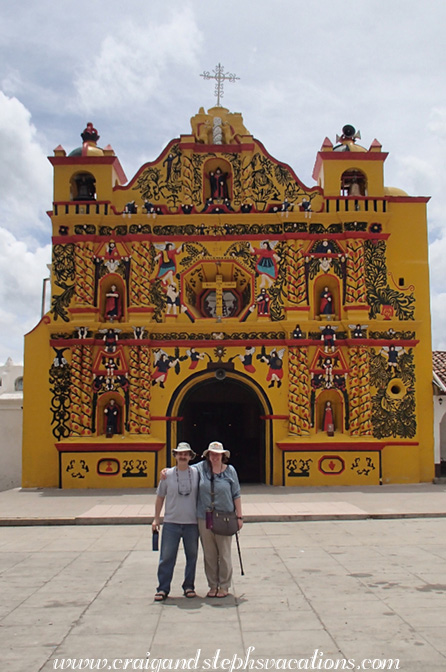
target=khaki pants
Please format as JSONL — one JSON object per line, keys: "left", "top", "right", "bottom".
{"left": 198, "top": 518, "right": 233, "bottom": 591}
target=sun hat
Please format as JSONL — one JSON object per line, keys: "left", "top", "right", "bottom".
{"left": 172, "top": 442, "right": 196, "bottom": 459}
{"left": 202, "top": 441, "right": 230, "bottom": 459}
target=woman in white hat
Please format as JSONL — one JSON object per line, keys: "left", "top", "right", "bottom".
{"left": 195, "top": 441, "right": 243, "bottom": 598}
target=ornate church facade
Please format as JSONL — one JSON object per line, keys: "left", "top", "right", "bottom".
{"left": 22, "top": 108, "right": 434, "bottom": 488}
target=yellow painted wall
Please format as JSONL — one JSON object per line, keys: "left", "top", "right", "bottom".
{"left": 22, "top": 111, "right": 434, "bottom": 488}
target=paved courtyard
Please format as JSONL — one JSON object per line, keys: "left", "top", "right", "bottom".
{"left": 2, "top": 517, "right": 446, "bottom": 671}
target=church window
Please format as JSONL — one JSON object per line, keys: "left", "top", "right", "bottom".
{"left": 70, "top": 172, "right": 97, "bottom": 201}
{"left": 340, "top": 169, "right": 367, "bottom": 196}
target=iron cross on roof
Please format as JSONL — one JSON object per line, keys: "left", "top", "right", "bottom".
{"left": 199, "top": 63, "right": 240, "bottom": 107}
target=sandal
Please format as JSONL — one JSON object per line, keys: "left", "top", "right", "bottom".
{"left": 207, "top": 588, "right": 218, "bottom": 598}
{"left": 184, "top": 589, "right": 196, "bottom": 598}
{"left": 154, "top": 591, "right": 167, "bottom": 602}
{"left": 216, "top": 590, "right": 229, "bottom": 598}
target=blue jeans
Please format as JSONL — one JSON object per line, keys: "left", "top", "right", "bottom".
{"left": 157, "top": 523, "right": 199, "bottom": 595}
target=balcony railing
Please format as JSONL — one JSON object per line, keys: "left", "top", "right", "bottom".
{"left": 325, "top": 196, "right": 387, "bottom": 214}
{"left": 53, "top": 201, "right": 111, "bottom": 216}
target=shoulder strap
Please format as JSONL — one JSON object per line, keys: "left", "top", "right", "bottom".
{"left": 210, "top": 471, "right": 215, "bottom": 512}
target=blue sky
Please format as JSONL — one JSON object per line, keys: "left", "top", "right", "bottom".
{"left": 1, "top": 0, "right": 445, "bottom": 362}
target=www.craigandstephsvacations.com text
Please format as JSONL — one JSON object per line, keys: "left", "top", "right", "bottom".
{"left": 52, "top": 647, "right": 401, "bottom": 670}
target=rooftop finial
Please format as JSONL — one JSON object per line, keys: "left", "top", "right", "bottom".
{"left": 199, "top": 63, "right": 240, "bottom": 107}
{"left": 81, "top": 122, "right": 100, "bottom": 143}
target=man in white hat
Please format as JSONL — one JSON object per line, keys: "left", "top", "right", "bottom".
{"left": 152, "top": 442, "right": 199, "bottom": 601}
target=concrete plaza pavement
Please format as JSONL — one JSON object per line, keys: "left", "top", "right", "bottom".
{"left": 2, "top": 482, "right": 446, "bottom": 525}
{"left": 1, "top": 484, "right": 446, "bottom": 670}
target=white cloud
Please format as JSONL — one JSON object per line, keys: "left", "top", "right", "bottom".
{"left": 74, "top": 7, "right": 203, "bottom": 113}
{"left": 0, "top": 91, "right": 51, "bottom": 238}
{"left": 0, "top": 227, "right": 51, "bottom": 363}
{"left": 431, "top": 292, "right": 446, "bottom": 351}
{"left": 428, "top": 107, "right": 446, "bottom": 137}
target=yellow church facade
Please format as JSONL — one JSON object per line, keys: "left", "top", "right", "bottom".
{"left": 22, "top": 109, "right": 434, "bottom": 488}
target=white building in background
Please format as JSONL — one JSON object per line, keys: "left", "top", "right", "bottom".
{"left": 0, "top": 358, "right": 23, "bottom": 491}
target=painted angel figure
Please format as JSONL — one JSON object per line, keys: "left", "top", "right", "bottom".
{"left": 237, "top": 346, "right": 256, "bottom": 373}
{"left": 186, "top": 348, "right": 205, "bottom": 370}
{"left": 53, "top": 347, "right": 68, "bottom": 367}
{"left": 349, "top": 324, "right": 368, "bottom": 339}
{"left": 154, "top": 242, "right": 182, "bottom": 286}
{"left": 76, "top": 327, "right": 89, "bottom": 339}
{"left": 104, "top": 257, "right": 120, "bottom": 273}
{"left": 380, "top": 345, "right": 404, "bottom": 375}
{"left": 319, "top": 258, "right": 332, "bottom": 273}
{"left": 132, "top": 326, "right": 146, "bottom": 339}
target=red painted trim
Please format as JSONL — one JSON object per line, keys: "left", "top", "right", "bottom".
{"left": 386, "top": 196, "right": 430, "bottom": 203}
{"left": 56, "top": 442, "right": 164, "bottom": 452}
{"left": 316, "top": 152, "right": 389, "bottom": 162}
{"left": 312, "top": 150, "right": 388, "bottom": 180}
{"left": 148, "top": 339, "right": 287, "bottom": 348}
{"left": 97, "top": 458, "right": 120, "bottom": 476}
{"left": 48, "top": 336, "right": 420, "bottom": 351}
{"left": 277, "top": 441, "right": 419, "bottom": 452}
{"left": 52, "top": 199, "right": 111, "bottom": 206}
{"left": 49, "top": 155, "right": 127, "bottom": 184}
{"left": 180, "top": 142, "right": 255, "bottom": 153}
{"left": 318, "top": 454, "right": 345, "bottom": 475}
{"left": 260, "top": 415, "right": 288, "bottom": 420}
{"left": 346, "top": 339, "right": 419, "bottom": 347}
{"left": 51, "top": 231, "right": 391, "bottom": 246}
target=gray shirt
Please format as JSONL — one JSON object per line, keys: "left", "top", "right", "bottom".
{"left": 156, "top": 467, "right": 199, "bottom": 524}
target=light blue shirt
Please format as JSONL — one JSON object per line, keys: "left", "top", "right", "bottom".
{"left": 194, "top": 460, "right": 241, "bottom": 519}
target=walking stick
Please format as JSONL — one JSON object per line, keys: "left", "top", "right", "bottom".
{"left": 235, "top": 532, "right": 245, "bottom": 576}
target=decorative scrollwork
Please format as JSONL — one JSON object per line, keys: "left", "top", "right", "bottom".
{"left": 309, "top": 223, "right": 343, "bottom": 235}
{"left": 365, "top": 240, "right": 415, "bottom": 320}
{"left": 74, "top": 224, "right": 96, "bottom": 235}
{"left": 49, "top": 362, "right": 71, "bottom": 440}
{"left": 344, "top": 221, "right": 368, "bottom": 232}
{"left": 135, "top": 144, "right": 183, "bottom": 208}
{"left": 51, "top": 244, "right": 76, "bottom": 322}
{"left": 369, "top": 347, "right": 416, "bottom": 438}
{"left": 150, "top": 330, "right": 286, "bottom": 341}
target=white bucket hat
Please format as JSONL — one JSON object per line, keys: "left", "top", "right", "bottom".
{"left": 202, "top": 441, "right": 230, "bottom": 459}
{"left": 172, "top": 442, "right": 196, "bottom": 459}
